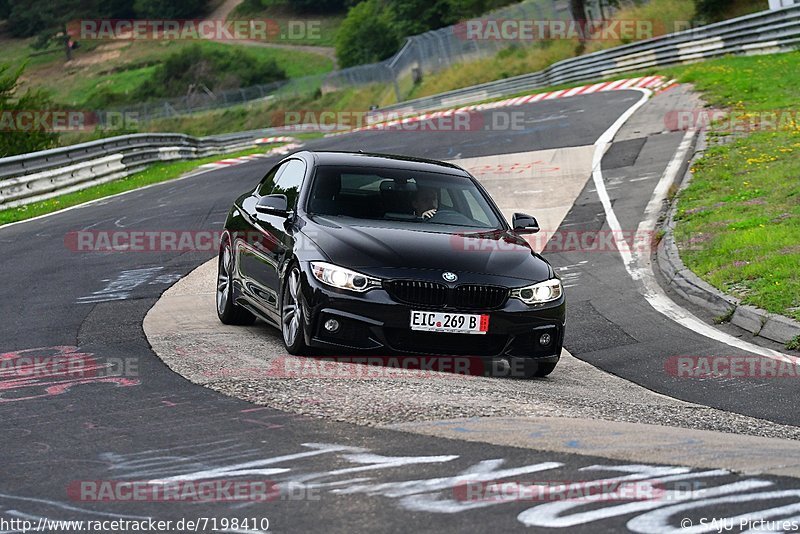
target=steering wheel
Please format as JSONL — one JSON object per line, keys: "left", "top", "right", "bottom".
{"left": 425, "top": 208, "right": 474, "bottom": 225}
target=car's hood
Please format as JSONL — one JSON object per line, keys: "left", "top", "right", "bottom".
{"left": 303, "top": 218, "right": 552, "bottom": 283}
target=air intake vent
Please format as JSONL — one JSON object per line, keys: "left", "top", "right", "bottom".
{"left": 452, "top": 285, "right": 508, "bottom": 309}
{"left": 385, "top": 280, "right": 448, "bottom": 307}
{"left": 385, "top": 281, "right": 508, "bottom": 309}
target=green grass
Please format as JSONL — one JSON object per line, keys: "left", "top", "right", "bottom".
{"left": 663, "top": 53, "right": 800, "bottom": 111}
{"left": 669, "top": 51, "right": 800, "bottom": 321}
{"left": 0, "top": 146, "right": 272, "bottom": 226}
{"left": 7, "top": 38, "right": 334, "bottom": 108}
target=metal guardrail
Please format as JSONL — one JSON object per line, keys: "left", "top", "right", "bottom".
{"left": 0, "top": 128, "right": 289, "bottom": 209}
{"left": 376, "top": 3, "right": 800, "bottom": 114}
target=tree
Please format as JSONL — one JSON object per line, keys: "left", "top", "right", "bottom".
{"left": 132, "top": 0, "right": 207, "bottom": 19}
{"left": 0, "top": 64, "right": 58, "bottom": 158}
{"left": 694, "top": 0, "right": 731, "bottom": 23}
{"left": 388, "top": 0, "right": 455, "bottom": 36}
{"left": 387, "top": 0, "right": 522, "bottom": 38}
{"left": 287, "top": 0, "right": 349, "bottom": 14}
{"left": 335, "top": 0, "right": 400, "bottom": 67}
{"left": 568, "top": 0, "right": 588, "bottom": 52}
{"left": 4, "top": 0, "right": 206, "bottom": 39}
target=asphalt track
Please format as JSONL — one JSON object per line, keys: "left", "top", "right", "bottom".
{"left": 2, "top": 89, "right": 800, "bottom": 533}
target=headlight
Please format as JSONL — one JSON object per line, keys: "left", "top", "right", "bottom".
{"left": 310, "top": 262, "right": 381, "bottom": 292}
{"left": 510, "top": 278, "right": 563, "bottom": 304}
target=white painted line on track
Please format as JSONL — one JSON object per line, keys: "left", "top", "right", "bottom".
{"left": 590, "top": 89, "right": 797, "bottom": 363}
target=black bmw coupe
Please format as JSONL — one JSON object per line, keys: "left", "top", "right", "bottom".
{"left": 216, "top": 151, "right": 565, "bottom": 377}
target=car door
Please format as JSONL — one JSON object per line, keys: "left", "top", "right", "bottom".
{"left": 238, "top": 159, "right": 307, "bottom": 320}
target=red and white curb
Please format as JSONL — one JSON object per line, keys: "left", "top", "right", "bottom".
{"left": 254, "top": 136, "right": 299, "bottom": 145}
{"left": 200, "top": 138, "right": 303, "bottom": 169}
{"left": 326, "top": 76, "right": 675, "bottom": 137}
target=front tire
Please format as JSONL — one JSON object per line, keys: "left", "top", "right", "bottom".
{"left": 281, "top": 266, "right": 309, "bottom": 355}
{"left": 216, "top": 237, "right": 256, "bottom": 326}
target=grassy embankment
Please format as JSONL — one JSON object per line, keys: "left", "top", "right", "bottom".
{"left": 664, "top": 53, "right": 800, "bottom": 325}
{"left": 6, "top": 38, "right": 333, "bottom": 108}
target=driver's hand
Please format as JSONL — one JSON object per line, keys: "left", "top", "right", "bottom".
{"left": 421, "top": 209, "right": 437, "bottom": 219}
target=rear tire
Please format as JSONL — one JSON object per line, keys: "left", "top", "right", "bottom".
{"left": 216, "top": 237, "right": 256, "bottom": 326}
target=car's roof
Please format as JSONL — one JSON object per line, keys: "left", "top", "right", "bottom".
{"left": 299, "top": 151, "right": 470, "bottom": 176}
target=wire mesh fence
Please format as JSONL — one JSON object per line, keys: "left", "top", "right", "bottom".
{"left": 323, "top": 0, "right": 570, "bottom": 100}
{"left": 109, "top": 73, "right": 329, "bottom": 123}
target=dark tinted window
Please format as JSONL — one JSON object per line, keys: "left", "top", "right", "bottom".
{"left": 256, "top": 163, "right": 282, "bottom": 196}
{"left": 307, "top": 165, "right": 502, "bottom": 230}
{"left": 257, "top": 159, "right": 306, "bottom": 207}
{"left": 272, "top": 160, "right": 306, "bottom": 208}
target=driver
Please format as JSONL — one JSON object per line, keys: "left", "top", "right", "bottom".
{"left": 412, "top": 187, "right": 439, "bottom": 219}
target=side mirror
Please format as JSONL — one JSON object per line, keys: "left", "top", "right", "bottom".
{"left": 512, "top": 213, "right": 540, "bottom": 234}
{"left": 255, "top": 194, "right": 289, "bottom": 217}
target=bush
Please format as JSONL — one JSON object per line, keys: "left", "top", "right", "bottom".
{"left": 133, "top": 45, "right": 287, "bottom": 101}
{"left": 0, "top": 64, "right": 58, "bottom": 157}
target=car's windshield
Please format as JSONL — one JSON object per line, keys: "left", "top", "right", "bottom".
{"left": 306, "top": 165, "right": 503, "bottom": 230}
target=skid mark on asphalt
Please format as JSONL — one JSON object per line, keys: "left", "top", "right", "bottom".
{"left": 76, "top": 267, "right": 181, "bottom": 304}
{"left": 555, "top": 263, "right": 586, "bottom": 289}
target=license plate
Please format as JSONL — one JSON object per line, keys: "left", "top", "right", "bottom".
{"left": 410, "top": 311, "right": 489, "bottom": 334}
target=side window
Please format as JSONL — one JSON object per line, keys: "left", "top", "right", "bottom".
{"left": 271, "top": 159, "right": 306, "bottom": 208}
{"left": 257, "top": 163, "right": 283, "bottom": 196}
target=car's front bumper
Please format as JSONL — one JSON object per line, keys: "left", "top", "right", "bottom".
{"left": 298, "top": 264, "right": 566, "bottom": 365}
